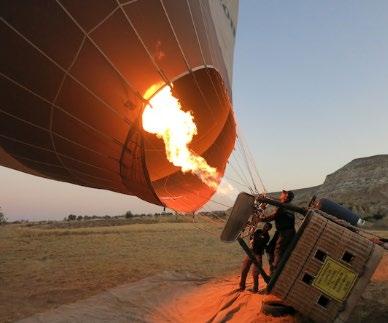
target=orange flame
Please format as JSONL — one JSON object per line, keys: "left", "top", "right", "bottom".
{"left": 142, "top": 85, "right": 220, "bottom": 189}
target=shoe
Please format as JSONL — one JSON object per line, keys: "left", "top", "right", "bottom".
{"left": 237, "top": 285, "right": 246, "bottom": 291}
{"left": 248, "top": 288, "right": 258, "bottom": 293}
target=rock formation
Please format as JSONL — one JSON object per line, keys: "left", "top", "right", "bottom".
{"left": 290, "top": 155, "right": 388, "bottom": 226}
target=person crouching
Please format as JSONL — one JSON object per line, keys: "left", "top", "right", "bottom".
{"left": 239, "top": 222, "right": 272, "bottom": 293}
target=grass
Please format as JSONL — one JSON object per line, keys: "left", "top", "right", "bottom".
{"left": 1, "top": 218, "right": 387, "bottom": 322}
{"left": 0, "top": 219, "right": 242, "bottom": 322}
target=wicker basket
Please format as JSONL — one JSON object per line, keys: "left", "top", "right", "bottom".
{"left": 268, "top": 210, "right": 384, "bottom": 323}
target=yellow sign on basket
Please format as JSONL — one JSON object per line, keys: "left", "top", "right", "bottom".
{"left": 312, "top": 257, "right": 358, "bottom": 302}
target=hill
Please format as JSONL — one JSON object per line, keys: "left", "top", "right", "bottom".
{"left": 290, "top": 155, "right": 388, "bottom": 226}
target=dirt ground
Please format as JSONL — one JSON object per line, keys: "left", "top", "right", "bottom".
{"left": 0, "top": 218, "right": 241, "bottom": 322}
{"left": 347, "top": 232, "right": 388, "bottom": 322}
{"left": 18, "top": 272, "right": 299, "bottom": 323}
{"left": 1, "top": 221, "right": 387, "bottom": 322}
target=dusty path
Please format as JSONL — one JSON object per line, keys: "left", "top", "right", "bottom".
{"left": 18, "top": 272, "right": 292, "bottom": 323}
{"left": 18, "top": 253, "right": 388, "bottom": 323}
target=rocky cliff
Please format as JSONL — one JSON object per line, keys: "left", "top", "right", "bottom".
{"left": 286, "top": 155, "right": 388, "bottom": 226}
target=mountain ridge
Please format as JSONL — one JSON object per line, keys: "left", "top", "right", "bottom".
{"left": 273, "top": 154, "right": 388, "bottom": 225}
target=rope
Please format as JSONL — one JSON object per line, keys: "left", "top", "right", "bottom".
{"left": 238, "top": 132, "right": 267, "bottom": 193}
{"left": 236, "top": 137, "right": 259, "bottom": 193}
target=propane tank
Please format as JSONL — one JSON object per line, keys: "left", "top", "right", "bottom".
{"left": 313, "top": 198, "right": 365, "bottom": 226}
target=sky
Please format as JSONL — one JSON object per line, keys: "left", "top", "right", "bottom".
{"left": 1, "top": 1, "right": 388, "bottom": 221}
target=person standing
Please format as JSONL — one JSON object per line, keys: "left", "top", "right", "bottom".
{"left": 262, "top": 190, "right": 296, "bottom": 273}
{"left": 239, "top": 222, "right": 272, "bottom": 292}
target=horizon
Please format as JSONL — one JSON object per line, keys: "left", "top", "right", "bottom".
{"left": 0, "top": 152, "right": 382, "bottom": 221}
{"left": 1, "top": 1, "right": 388, "bottom": 221}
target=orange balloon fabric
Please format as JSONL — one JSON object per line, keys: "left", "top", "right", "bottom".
{"left": 0, "top": 0, "right": 238, "bottom": 212}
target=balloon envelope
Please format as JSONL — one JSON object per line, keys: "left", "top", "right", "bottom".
{"left": 0, "top": 0, "right": 238, "bottom": 212}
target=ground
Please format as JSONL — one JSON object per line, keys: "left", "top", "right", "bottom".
{"left": 0, "top": 217, "right": 241, "bottom": 322}
{"left": 0, "top": 218, "right": 387, "bottom": 322}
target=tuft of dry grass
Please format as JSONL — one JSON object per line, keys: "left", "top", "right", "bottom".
{"left": 0, "top": 221, "right": 242, "bottom": 322}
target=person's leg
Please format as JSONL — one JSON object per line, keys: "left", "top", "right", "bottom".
{"left": 273, "top": 229, "right": 296, "bottom": 270}
{"left": 267, "top": 231, "right": 279, "bottom": 274}
{"left": 239, "top": 255, "right": 252, "bottom": 290}
{"left": 251, "top": 254, "right": 263, "bottom": 292}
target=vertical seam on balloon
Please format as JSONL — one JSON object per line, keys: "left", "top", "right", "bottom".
{"left": 186, "top": 0, "right": 208, "bottom": 68}
{"left": 116, "top": 0, "right": 171, "bottom": 85}
{"left": 55, "top": 0, "right": 147, "bottom": 106}
{"left": 159, "top": 0, "right": 191, "bottom": 69}
{"left": 187, "top": 0, "right": 229, "bottom": 116}
{"left": 87, "top": 6, "right": 120, "bottom": 35}
{"left": 118, "top": 105, "right": 163, "bottom": 206}
{"left": 198, "top": 1, "right": 220, "bottom": 73}
{"left": 139, "top": 134, "right": 165, "bottom": 206}
{"left": 198, "top": 0, "right": 231, "bottom": 94}
{"left": 48, "top": 36, "right": 88, "bottom": 184}
{"left": 159, "top": 0, "right": 215, "bottom": 119}
{"left": 195, "top": 0, "right": 230, "bottom": 126}
{"left": 187, "top": 0, "right": 227, "bottom": 127}
{"left": 187, "top": 0, "right": 223, "bottom": 109}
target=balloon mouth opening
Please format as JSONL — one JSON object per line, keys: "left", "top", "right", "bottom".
{"left": 140, "top": 67, "right": 236, "bottom": 212}
{"left": 141, "top": 83, "right": 220, "bottom": 190}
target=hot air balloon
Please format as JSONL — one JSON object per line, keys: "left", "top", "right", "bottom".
{"left": 0, "top": 0, "right": 239, "bottom": 212}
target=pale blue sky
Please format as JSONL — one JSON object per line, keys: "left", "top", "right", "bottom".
{"left": 1, "top": 1, "right": 388, "bottom": 220}
{"left": 233, "top": 0, "right": 388, "bottom": 190}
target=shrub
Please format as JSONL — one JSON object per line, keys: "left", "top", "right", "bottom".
{"left": 67, "top": 214, "right": 77, "bottom": 221}
{"left": 125, "top": 211, "right": 133, "bottom": 219}
{"left": 0, "top": 209, "right": 7, "bottom": 225}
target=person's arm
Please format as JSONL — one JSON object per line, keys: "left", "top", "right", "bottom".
{"left": 259, "top": 207, "right": 279, "bottom": 222}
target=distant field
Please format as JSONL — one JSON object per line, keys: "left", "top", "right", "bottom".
{"left": 0, "top": 218, "right": 242, "bottom": 322}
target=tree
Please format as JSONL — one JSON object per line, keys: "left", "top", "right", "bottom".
{"left": 0, "top": 207, "right": 7, "bottom": 225}
{"left": 77, "top": 215, "right": 83, "bottom": 221}
{"left": 125, "top": 210, "right": 133, "bottom": 219}
{"left": 67, "top": 214, "right": 77, "bottom": 221}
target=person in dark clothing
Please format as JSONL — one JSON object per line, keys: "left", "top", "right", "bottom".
{"left": 265, "top": 230, "right": 279, "bottom": 274}
{"left": 239, "top": 222, "right": 272, "bottom": 293}
{"left": 262, "top": 190, "right": 296, "bottom": 274}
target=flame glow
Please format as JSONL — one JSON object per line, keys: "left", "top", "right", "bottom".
{"left": 142, "top": 85, "right": 220, "bottom": 189}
